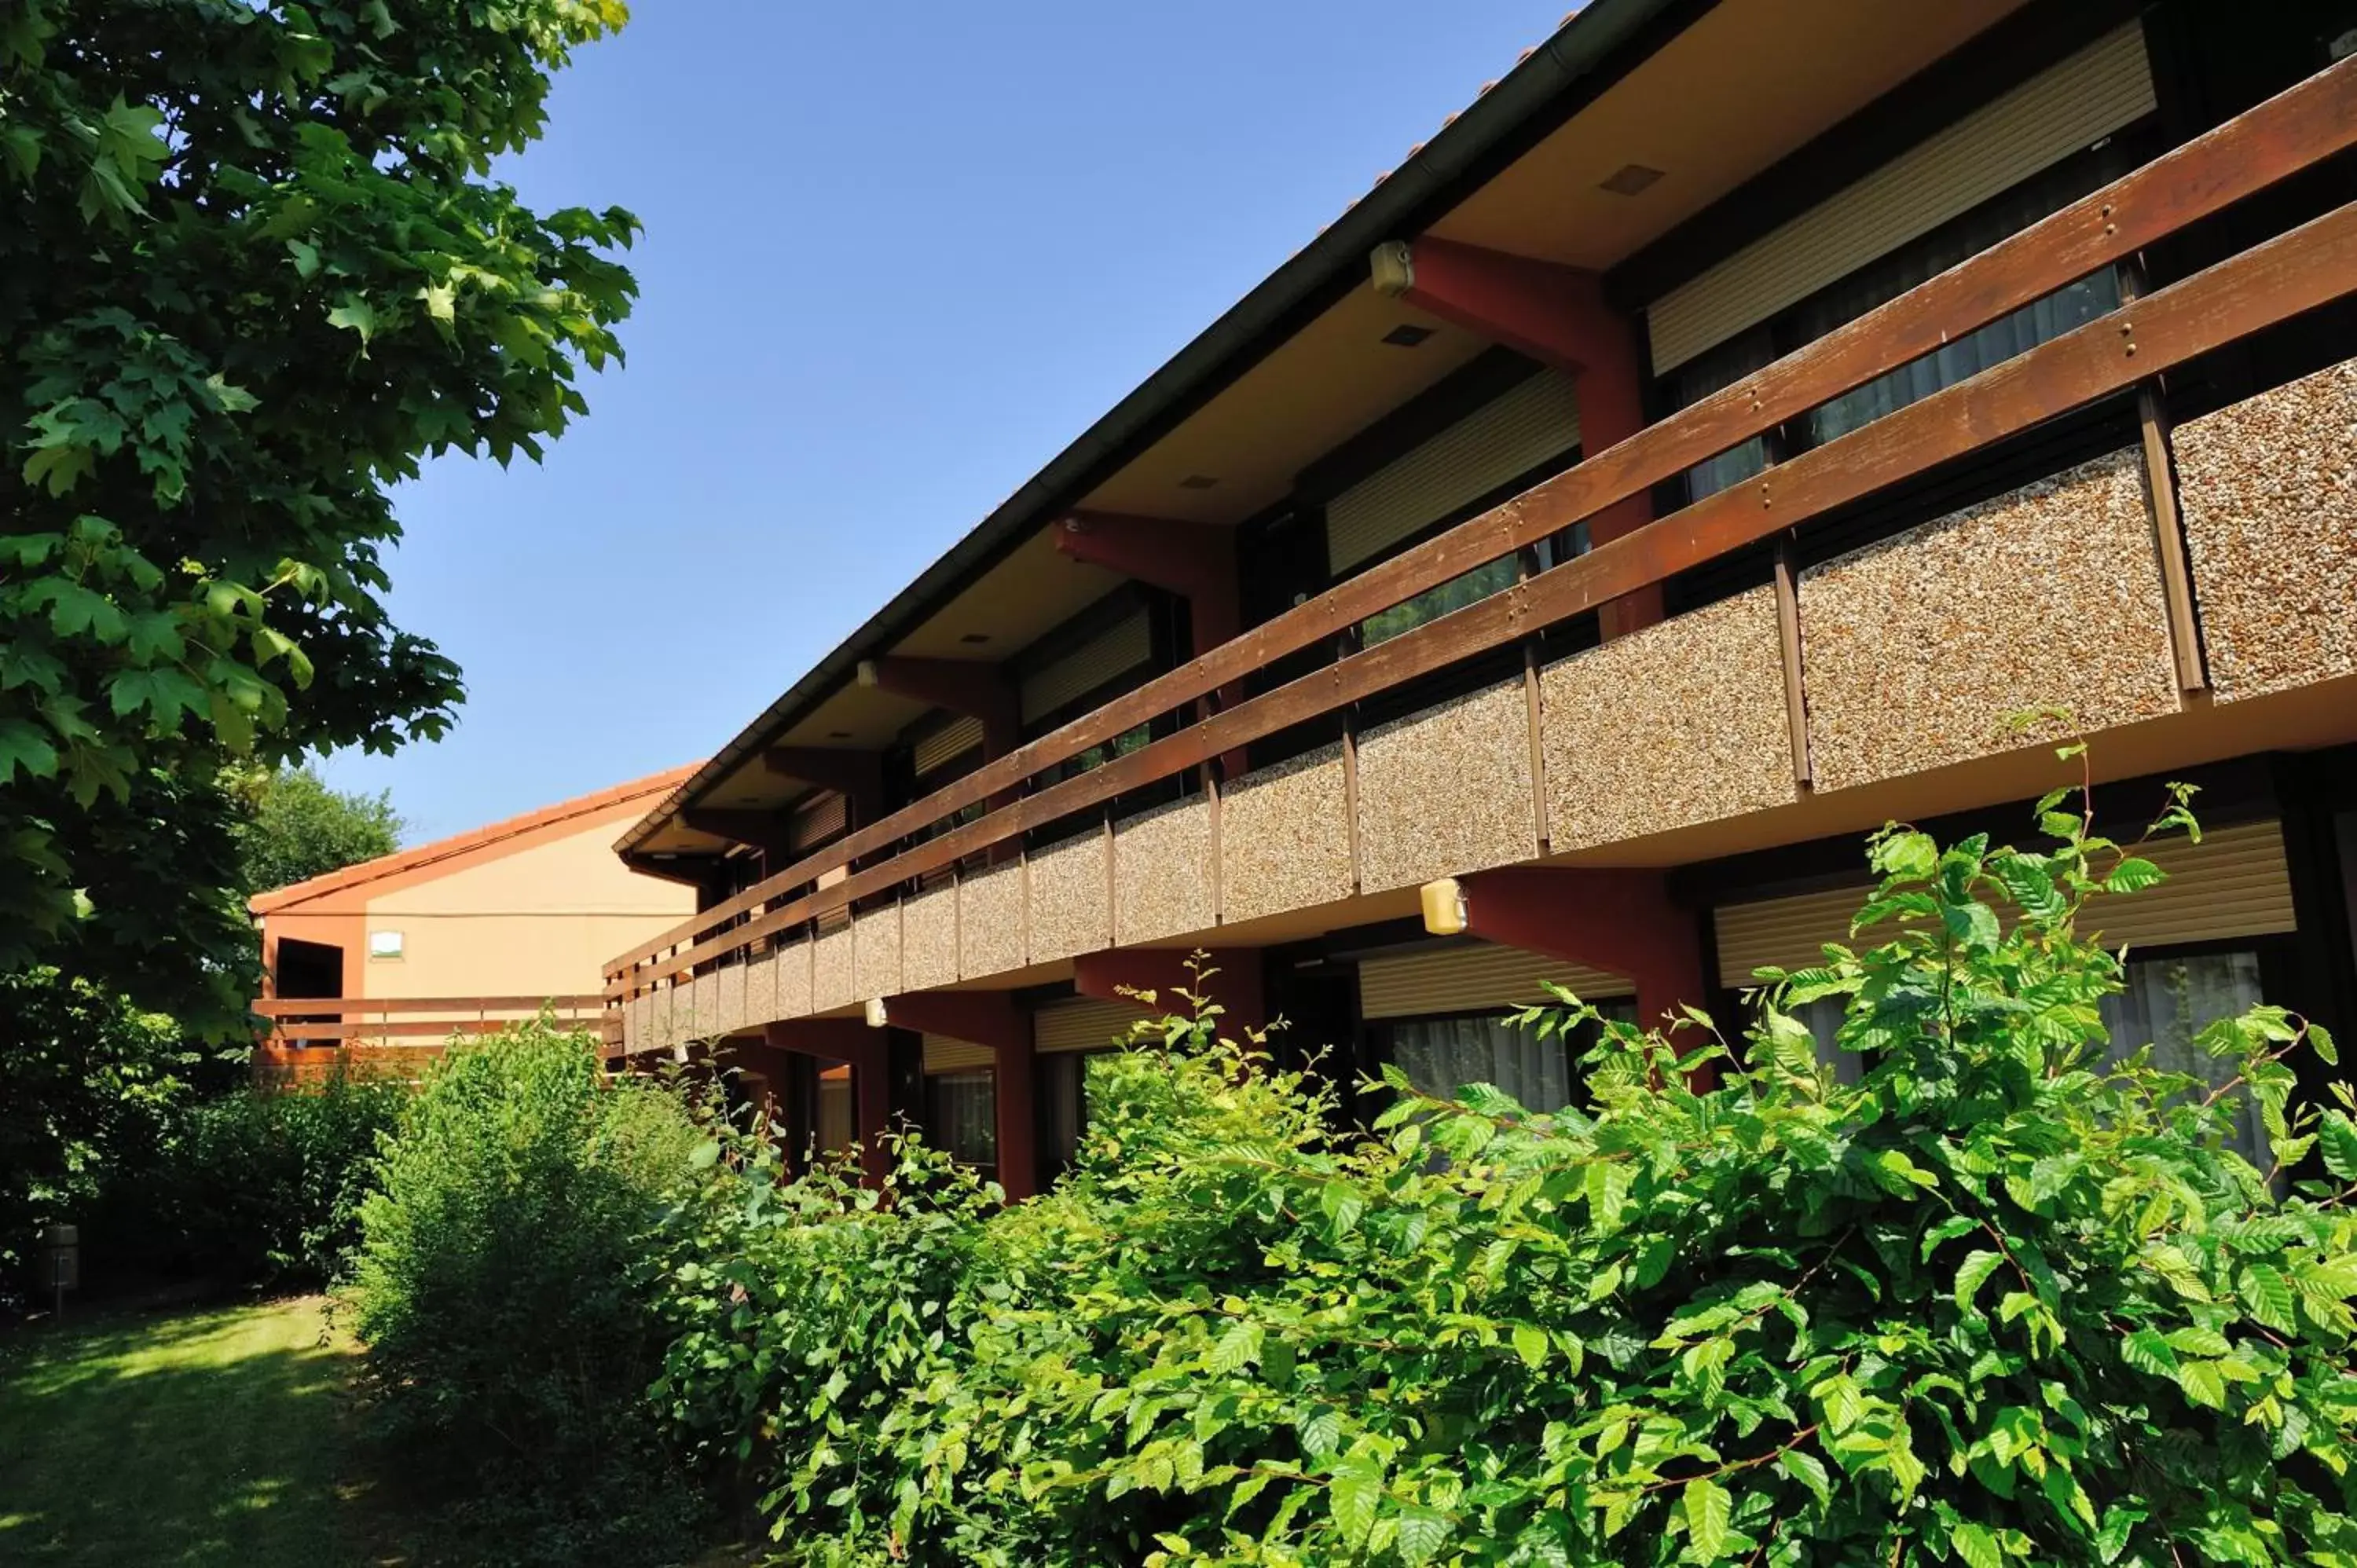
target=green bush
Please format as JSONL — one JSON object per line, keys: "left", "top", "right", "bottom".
{"left": 101, "top": 1070, "right": 406, "bottom": 1289}
{"left": 342, "top": 1020, "right": 706, "bottom": 1564}
{"left": 657, "top": 789, "right": 2357, "bottom": 1566}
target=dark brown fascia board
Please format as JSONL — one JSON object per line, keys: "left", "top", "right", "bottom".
{"left": 615, "top": 0, "right": 1705, "bottom": 859}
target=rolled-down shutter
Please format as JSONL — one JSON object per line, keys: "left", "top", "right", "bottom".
{"left": 1647, "top": 23, "right": 2157, "bottom": 374}
{"left": 789, "top": 790, "right": 847, "bottom": 852}
{"left": 1032, "top": 997, "right": 1149, "bottom": 1055}
{"left": 1325, "top": 369, "right": 1582, "bottom": 574}
{"left": 1359, "top": 940, "right": 1632, "bottom": 1020}
{"left": 1020, "top": 610, "right": 1153, "bottom": 724}
{"left": 914, "top": 714, "right": 984, "bottom": 778}
{"left": 922, "top": 1033, "right": 995, "bottom": 1073}
{"left": 1711, "top": 820, "right": 2297, "bottom": 988}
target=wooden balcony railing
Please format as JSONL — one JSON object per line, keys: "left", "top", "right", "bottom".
{"left": 606, "top": 57, "right": 2357, "bottom": 1011}
{"left": 253, "top": 995, "right": 618, "bottom": 1079}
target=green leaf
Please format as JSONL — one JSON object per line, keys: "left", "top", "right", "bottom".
{"left": 2318, "top": 1112, "right": 2357, "bottom": 1181}
{"left": 689, "top": 1140, "right": 721, "bottom": 1170}
{"left": 2177, "top": 1361, "right": 2227, "bottom": 1410}
{"left": 0, "top": 718, "right": 60, "bottom": 782}
{"left": 1512, "top": 1324, "right": 1549, "bottom": 1371}
{"left": 2106, "top": 856, "right": 2165, "bottom": 893}
{"left": 1954, "top": 1250, "right": 2005, "bottom": 1314}
{"left": 327, "top": 295, "right": 378, "bottom": 343}
{"left": 1394, "top": 1507, "right": 1450, "bottom": 1566}
{"left": 2237, "top": 1266, "right": 2297, "bottom": 1335}
{"left": 1954, "top": 1521, "right": 2003, "bottom": 1568}
{"left": 1329, "top": 1460, "right": 1380, "bottom": 1544}
{"left": 1586, "top": 1160, "right": 1633, "bottom": 1233}
{"left": 1207, "top": 1319, "right": 1263, "bottom": 1375}
{"left": 2120, "top": 1328, "right": 2178, "bottom": 1379}
{"left": 1682, "top": 1477, "right": 1731, "bottom": 1561}
{"left": 1776, "top": 1448, "right": 1831, "bottom": 1507}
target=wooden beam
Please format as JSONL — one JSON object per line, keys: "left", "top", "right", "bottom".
{"left": 762, "top": 746, "right": 885, "bottom": 798}
{"left": 606, "top": 64, "right": 2357, "bottom": 987}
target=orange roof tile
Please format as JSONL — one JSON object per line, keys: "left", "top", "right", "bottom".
{"left": 248, "top": 763, "right": 701, "bottom": 915}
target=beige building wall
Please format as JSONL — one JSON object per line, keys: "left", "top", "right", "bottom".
{"left": 361, "top": 811, "right": 691, "bottom": 1000}
{"left": 255, "top": 770, "right": 698, "bottom": 1006}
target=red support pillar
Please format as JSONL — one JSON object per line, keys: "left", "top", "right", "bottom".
{"left": 1430, "top": 866, "right": 1711, "bottom": 1082}
{"left": 1053, "top": 511, "right": 1249, "bottom": 779}
{"left": 873, "top": 991, "right": 1037, "bottom": 1202}
{"left": 765, "top": 1019, "right": 893, "bottom": 1184}
{"left": 1373, "top": 236, "right": 1659, "bottom": 638}
{"left": 1072, "top": 947, "right": 1266, "bottom": 1036}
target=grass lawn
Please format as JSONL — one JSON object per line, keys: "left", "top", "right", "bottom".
{"left": 0, "top": 1295, "right": 390, "bottom": 1567}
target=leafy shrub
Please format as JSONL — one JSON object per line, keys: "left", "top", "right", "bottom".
{"left": 101, "top": 1070, "right": 406, "bottom": 1289}
{"left": 658, "top": 789, "right": 2357, "bottom": 1566}
{"left": 342, "top": 1020, "right": 706, "bottom": 1564}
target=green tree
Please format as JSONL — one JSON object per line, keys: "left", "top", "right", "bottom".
{"left": 0, "top": 0, "right": 638, "bottom": 1027}
{"left": 232, "top": 763, "right": 401, "bottom": 896}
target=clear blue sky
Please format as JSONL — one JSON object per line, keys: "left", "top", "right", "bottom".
{"left": 324, "top": 1, "right": 1571, "bottom": 843}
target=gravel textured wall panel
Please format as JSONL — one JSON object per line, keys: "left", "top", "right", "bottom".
{"left": 1028, "top": 832, "right": 1112, "bottom": 965}
{"left": 853, "top": 904, "right": 903, "bottom": 1001}
{"left": 742, "top": 947, "right": 779, "bottom": 1025}
{"left": 775, "top": 938, "right": 812, "bottom": 1020}
{"left": 959, "top": 863, "right": 1028, "bottom": 979}
{"left": 625, "top": 992, "right": 651, "bottom": 1052}
{"left": 812, "top": 925, "right": 855, "bottom": 1013}
{"left": 687, "top": 972, "right": 719, "bottom": 1042}
{"left": 1800, "top": 450, "right": 2178, "bottom": 793}
{"left": 1354, "top": 680, "right": 1538, "bottom": 894}
{"left": 1540, "top": 588, "right": 1795, "bottom": 849}
{"left": 900, "top": 885, "right": 959, "bottom": 991}
{"left": 1113, "top": 797, "right": 1215, "bottom": 945}
{"left": 708, "top": 963, "right": 746, "bottom": 1038}
{"left": 643, "top": 987, "right": 674, "bottom": 1052}
{"left": 1219, "top": 744, "right": 1354, "bottom": 925}
{"left": 2174, "top": 358, "right": 2357, "bottom": 701}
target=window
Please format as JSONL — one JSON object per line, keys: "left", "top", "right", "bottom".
{"left": 925, "top": 1071, "right": 997, "bottom": 1169}
{"left": 367, "top": 929, "right": 404, "bottom": 961}
{"left": 1385, "top": 1001, "right": 1638, "bottom": 1115}
{"left": 1359, "top": 554, "right": 1525, "bottom": 647}
{"left": 1039, "top": 1050, "right": 1124, "bottom": 1174}
{"left": 1671, "top": 145, "right": 2135, "bottom": 504}
{"left": 1784, "top": 948, "right": 2270, "bottom": 1164}
{"left": 816, "top": 1069, "right": 856, "bottom": 1155}
{"left": 2100, "top": 950, "right": 2269, "bottom": 1170}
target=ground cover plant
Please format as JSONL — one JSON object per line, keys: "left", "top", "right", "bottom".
{"left": 656, "top": 780, "right": 2357, "bottom": 1566}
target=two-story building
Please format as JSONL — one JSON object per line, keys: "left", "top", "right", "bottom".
{"left": 605, "top": 0, "right": 2357, "bottom": 1195}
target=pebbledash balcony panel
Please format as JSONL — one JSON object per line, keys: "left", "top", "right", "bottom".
{"left": 1113, "top": 797, "right": 1215, "bottom": 947}
{"left": 1027, "top": 832, "right": 1112, "bottom": 965}
{"left": 1216, "top": 743, "right": 1354, "bottom": 927}
{"left": 2175, "top": 356, "right": 2357, "bottom": 705}
{"left": 853, "top": 905, "right": 904, "bottom": 1005}
{"left": 1798, "top": 449, "right": 2181, "bottom": 794}
{"left": 900, "top": 883, "right": 959, "bottom": 992}
{"left": 1538, "top": 587, "right": 1795, "bottom": 852}
{"left": 1353, "top": 680, "right": 1538, "bottom": 896}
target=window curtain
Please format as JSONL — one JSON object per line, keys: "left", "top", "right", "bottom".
{"left": 925, "top": 1070, "right": 997, "bottom": 1167}
{"left": 1391, "top": 1015, "right": 1574, "bottom": 1114}
{"left": 2099, "top": 951, "right": 2268, "bottom": 1168}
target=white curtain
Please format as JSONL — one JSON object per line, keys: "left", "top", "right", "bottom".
{"left": 1392, "top": 1016, "right": 1574, "bottom": 1114}
{"left": 926, "top": 1070, "right": 997, "bottom": 1167}
{"left": 2099, "top": 952, "right": 2268, "bottom": 1168}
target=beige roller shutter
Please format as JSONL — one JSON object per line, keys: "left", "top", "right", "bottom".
{"left": 1648, "top": 24, "right": 2156, "bottom": 373}
{"left": 789, "top": 790, "right": 847, "bottom": 852}
{"left": 1325, "top": 370, "right": 1582, "bottom": 574}
{"left": 1032, "top": 996, "right": 1149, "bottom": 1055}
{"left": 914, "top": 714, "right": 984, "bottom": 778}
{"left": 922, "top": 1033, "right": 995, "bottom": 1073}
{"left": 1359, "top": 940, "right": 1633, "bottom": 1020}
{"left": 2095, "top": 822, "right": 2296, "bottom": 951}
{"left": 1712, "top": 820, "right": 2297, "bottom": 987}
{"left": 1020, "top": 610, "right": 1153, "bottom": 723}
{"left": 1714, "top": 885, "right": 1873, "bottom": 989}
